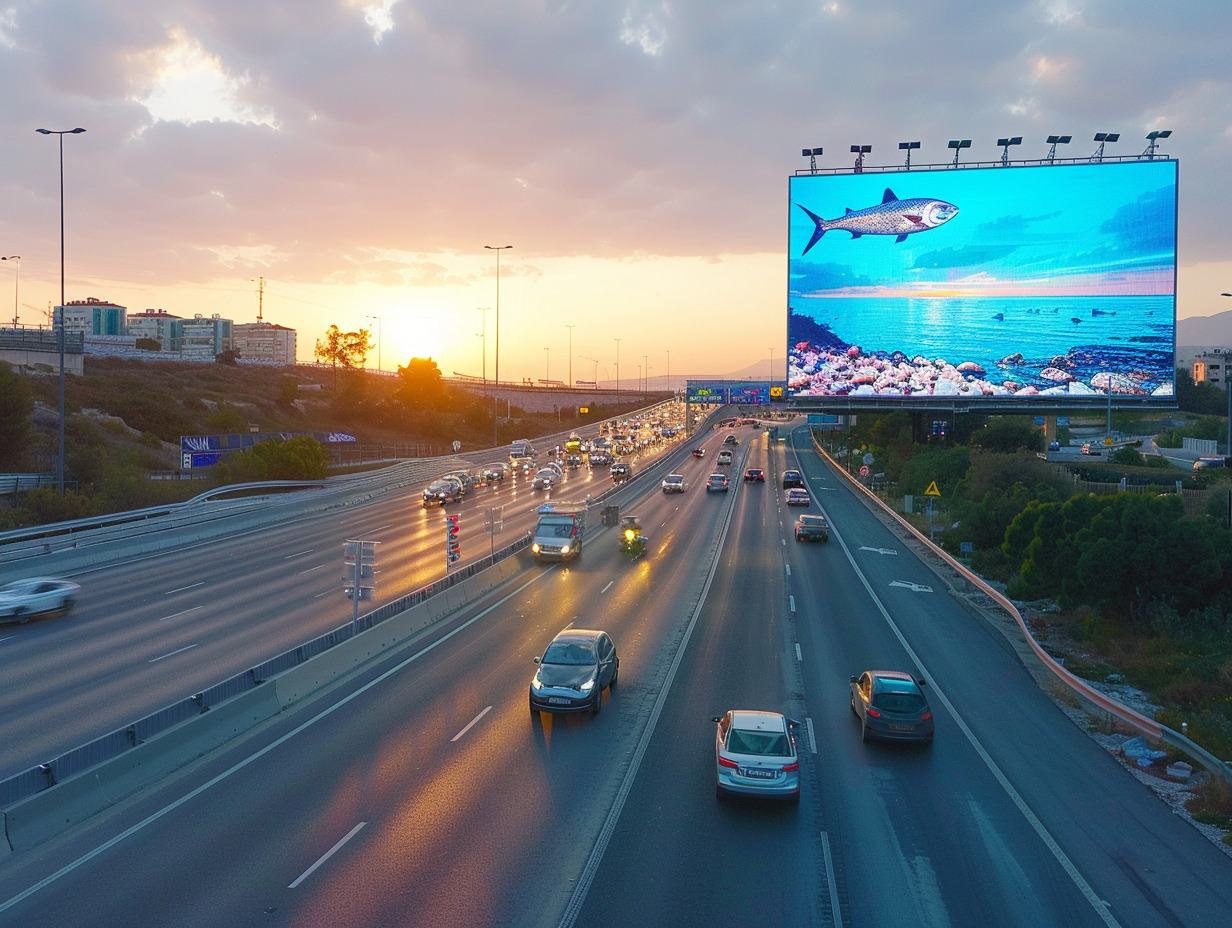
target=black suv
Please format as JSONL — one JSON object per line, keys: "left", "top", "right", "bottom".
{"left": 782, "top": 469, "right": 804, "bottom": 489}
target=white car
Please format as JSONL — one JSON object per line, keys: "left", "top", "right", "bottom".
{"left": 532, "top": 468, "right": 562, "bottom": 490}
{"left": 0, "top": 577, "right": 81, "bottom": 624}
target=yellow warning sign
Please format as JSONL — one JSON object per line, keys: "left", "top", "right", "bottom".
{"left": 925, "top": 481, "right": 941, "bottom": 497}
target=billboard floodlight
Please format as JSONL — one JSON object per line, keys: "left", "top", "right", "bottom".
{"left": 947, "top": 139, "right": 971, "bottom": 167}
{"left": 997, "top": 136, "right": 1022, "bottom": 166}
{"left": 850, "top": 144, "right": 871, "bottom": 172}
{"left": 1045, "top": 134, "right": 1072, "bottom": 162}
{"left": 1143, "top": 130, "right": 1172, "bottom": 159}
{"left": 801, "top": 147, "right": 823, "bottom": 173}
{"left": 1091, "top": 132, "right": 1120, "bottom": 162}
{"left": 899, "top": 140, "right": 920, "bottom": 169}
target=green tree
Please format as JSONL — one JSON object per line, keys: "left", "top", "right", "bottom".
{"left": 278, "top": 375, "right": 299, "bottom": 405}
{"left": 970, "top": 416, "right": 1044, "bottom": 454}
{"left": 0, "top": 365, "right": 34, "bottom": 470}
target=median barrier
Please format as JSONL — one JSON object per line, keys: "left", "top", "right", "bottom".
{"left": 2, "top": 683, "right": 283, "bottom": 857}
{"left": 1, "top": 547, "right": 535, "bottom": 858}
{"left": 273, "top": 549, "right": 533, "bottom": 708}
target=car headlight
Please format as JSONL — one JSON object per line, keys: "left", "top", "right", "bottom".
{"left": 532, "top": 543, "right": 541, "bottom": 554}
{"left": 579, "top": 678, "right": 595, "bottom": 692}
{"left": 531, "top": 674, "right": 543, "bottom": 692}
{"left": 560, "top": 544, "right": 571, "bottom": 555}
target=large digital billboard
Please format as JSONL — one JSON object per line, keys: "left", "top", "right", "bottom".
{"left": 787, "top": 160, "right": 1177, "bottom": 404}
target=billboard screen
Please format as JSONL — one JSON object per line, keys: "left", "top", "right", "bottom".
{"left": 787, "top": 159, "right": 1177, "bottom": 404}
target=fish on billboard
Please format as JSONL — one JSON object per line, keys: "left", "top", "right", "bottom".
{"left": 786, "top": 160, "right": 1178, "bottom": 403}
{"left": 796, "top": 188, "right": 958, "bottom": 253}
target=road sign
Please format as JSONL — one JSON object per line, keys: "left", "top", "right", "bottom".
{"left": 925, "top": 481, "right": 941, "bottom": 496}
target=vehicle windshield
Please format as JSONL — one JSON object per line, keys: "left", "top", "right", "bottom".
{"left": 543, "top": 641, "right": 595, "bottom": 665}
{"left": 727, "top": 728, "right": 791, "bottom": 756}
{"left": 873, "top": 692, "right": 926, "bottom": 713}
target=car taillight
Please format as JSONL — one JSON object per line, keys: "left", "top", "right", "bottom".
{"left": 921, "top": 710, "right": 933, "bottom": 721}
{"left": 783, "top": 761, "right": 799, "bottom": 772}
{"left": 718, "top": 756, "right": 739, "bottom": 769}
{"left": 866, "top": 707, "right": 881, "bottom": 718}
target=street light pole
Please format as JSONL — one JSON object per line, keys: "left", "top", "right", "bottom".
{"left": 565, "top": 323, "right": 575, "bottom": 387}
{"left": 485, "top": 244, "right": 512, "bottom": 447}
{"left": 37, "top": 127, "right": 85, "bottom": 495}
{"left": 0, "top": 256, "right": 18, "bottom": 327}
{"left": 614, "top": 338, "right": 622, "bottom": 406}
{"left": 477, "top": 307, "right": 488, "bottom": 387}
{"left": 544, "top": 346, "right": 550, "bottom": 384}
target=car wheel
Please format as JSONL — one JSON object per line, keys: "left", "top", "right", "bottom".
{"left": 591, "top": 688, "right": 602, "bottom": 714}
{"left": 62, "top": 597, "right": 75, "bottom": 612}
{"left": 610, "top": 660, "right": 619, "bottom": 688}
{"left": 860, "top": 721, "right": 870, "bottom": 743}
{"left": 715, "top": 783, "right": 726, "bottom": 800}
{"left": 13, "top": 607, "right": 28, "bottom": 625}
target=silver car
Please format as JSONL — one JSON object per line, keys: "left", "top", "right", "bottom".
{"left": 0, "top": 577, "right": 81, "bottom": 624}
{"left": 530, "top": 628, "right": 619, "bottom": 715}
{"left": 713, "top": 710, "right": 800, "bottom": 801}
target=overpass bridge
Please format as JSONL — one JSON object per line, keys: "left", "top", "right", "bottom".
{"left": 0, "top": 329, "right": 84, "bottom": 376}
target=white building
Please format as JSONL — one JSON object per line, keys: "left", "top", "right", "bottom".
{"left": 232, "top": 322, "right": 297, "bottom": 364}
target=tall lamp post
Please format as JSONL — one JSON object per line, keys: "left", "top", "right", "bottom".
{"left": 614, "top": 338, "right": 622, "bottom": 407}
{"left": 564, "top": 323, "right": 575, "bottom": 387}
{"left": 1, "top": 256, "right": 18, "bottom": 327}
{"left": 476, "top": 307, "right": 488, "bottom": 387}
{"left": 485, "top": 245, "right": 512, "bottom": 447}
{"left": 37, "top": 126, "right": 86, "bottom": 495}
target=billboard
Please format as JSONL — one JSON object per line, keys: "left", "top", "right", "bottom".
{"left": 787, "top": 160, "right": 1177, "bottom": 404}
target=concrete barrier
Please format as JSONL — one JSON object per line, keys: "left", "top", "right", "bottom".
{"left": 1, "top": 549, "right": 537, "bottom": 858}
{"left": 2, "top": 684, "right": 283, "bottom": 856}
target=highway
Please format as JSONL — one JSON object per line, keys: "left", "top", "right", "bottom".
{"left": 0, "top": 421, "right": 1229, "bottom": 927}
{"left": 0, "top": 426, "right": 679, "bottom": 779}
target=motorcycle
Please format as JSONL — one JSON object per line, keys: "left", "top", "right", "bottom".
{"left": 619, "top": 515, "right": 648, "bottom": 559}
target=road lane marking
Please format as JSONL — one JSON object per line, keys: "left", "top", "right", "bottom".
{"left": 889, "top": 580, "right": 933, "bottom": 593}
{"left": 288, "top": 822, "right": 367, "bottom": 889}
{"left": 164, "top": 582, "right": 204, "bottom": 595}
{"left": 805, "top": 717, "right": 817, "bottom": 754}
{"left": 858, "top": 546, "right": 898, "bottom": 555}
{"left": 149, "top": 644, "right": 198, "bottom": 663}
{"left": 789, "top": 596, "right": 796, "bottom": 613}
{"left": 298, "top": 564, "right": 326, "bottom": 574}
{"left": 601, "top": 581, "right": 614, "bottom": 594}
{"left": 451, "top": 706, "right": 493, "bottom": 742}
{"left": 795, "top": 643, "right": 802, "bottom": 661}
{"left": 785, "top": 564, "right": 791, "bottom": 577}
{"left": 158, "top": 606, "right": 204, "bottom": 622}
{"left": 284, "top": 549, "right": 315, "bottom": 560}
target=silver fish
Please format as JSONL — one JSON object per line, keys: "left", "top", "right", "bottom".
{"left": 797, "top": 188, "right": 958, "bottom": 254}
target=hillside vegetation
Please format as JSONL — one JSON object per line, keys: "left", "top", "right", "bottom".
{"left": 1, "top": 356, "right": 649, "bottom": 527}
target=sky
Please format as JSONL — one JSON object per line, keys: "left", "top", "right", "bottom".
{"left": 1, "top": 0, "right": 1229, "bottom": 386}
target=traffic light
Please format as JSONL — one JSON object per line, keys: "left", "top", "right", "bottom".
{"left": 445, "top": 514, "right": 461, "bottom": 564}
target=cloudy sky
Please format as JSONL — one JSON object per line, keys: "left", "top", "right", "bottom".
{"left": 1, "top": 0, "right": 1228, "bottom": 383}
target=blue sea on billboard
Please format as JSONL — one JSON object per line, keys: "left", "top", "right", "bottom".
{"left": 786, "top": 160, "right": 1177, "bottom": 401}
{"left": 788, "top": 294, "right": 1173, "bottom": 398}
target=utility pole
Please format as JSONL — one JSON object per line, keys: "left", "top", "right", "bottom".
{"left": 252, "top": 276, "right": 264, "bottom": 322}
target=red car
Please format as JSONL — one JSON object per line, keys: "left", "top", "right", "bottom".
{"left": 744, "top": 468, "right": 765, "bottom": 482}
{"left": 692, "top": 447, "right": 706, "bottom": 458}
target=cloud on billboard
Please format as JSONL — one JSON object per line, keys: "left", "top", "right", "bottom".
{"left": 787, "top": 159, "right": 1177, "bottom": 404}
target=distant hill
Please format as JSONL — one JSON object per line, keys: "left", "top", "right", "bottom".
{"left": 1179, "top": 310, "right": 1232, "bottom": 347}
